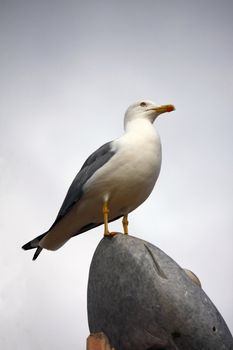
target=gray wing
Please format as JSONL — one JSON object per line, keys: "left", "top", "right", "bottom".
{"left": 22, "top": 140, "right": 118, "bottom": 260}
{"left": 49, "top": 141, "right": 116, "bottom": 230}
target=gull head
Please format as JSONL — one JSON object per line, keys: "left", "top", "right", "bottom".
{"left": 124, "top": 100, "right": 175, "bottom": 130}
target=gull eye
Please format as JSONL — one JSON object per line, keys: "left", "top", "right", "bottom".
{"left": 140, "top": 102, "right": 147, "bottom": 107}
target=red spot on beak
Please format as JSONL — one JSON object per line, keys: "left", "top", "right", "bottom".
{"left": 166, "top": 105, "right": 175, "bottom": 112}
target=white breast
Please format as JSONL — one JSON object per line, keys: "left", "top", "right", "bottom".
{"left": 83, "top": 119, "right": 162, "bottom": 217}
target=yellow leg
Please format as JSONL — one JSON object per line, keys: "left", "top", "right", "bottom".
{"left": 103, "top": 202, "right": 110, "bottom": 236}
{"left": 122, "top": 214, "right": 129, "bottom": 235}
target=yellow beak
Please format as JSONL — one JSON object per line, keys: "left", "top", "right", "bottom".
{"left": 150, "top": 104, "right": 175, "bottom": 114}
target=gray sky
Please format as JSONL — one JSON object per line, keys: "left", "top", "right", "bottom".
{"left": 0, "top": 0, "right": 233, "bottom": 348}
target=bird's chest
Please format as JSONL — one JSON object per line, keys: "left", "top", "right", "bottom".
{"left": 100, "top": 138, "right": 161, "bottom": 215}
{"left": 112, "top": 139, "right": 161, "bottom": 192}
{"left": 83, "top": 127, "right": 162, "bottom": 214}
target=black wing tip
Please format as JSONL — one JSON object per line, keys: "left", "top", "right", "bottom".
{"left": 22, "top": 242, "right": 33, "bottom": 250}
{"left": 22, "top": 243, "right": 43, "bottom": 261}
{"left": 32, "top": 247, "right": 43, "bottom": 261}
{"left": 22, "top": 239, "right": 43, "bottom": 260}
{"left": 22, "top": 244, "right": 43, "bottom": 260}
{"left": 22, "top": 232, "right": 47, "bottom": 255}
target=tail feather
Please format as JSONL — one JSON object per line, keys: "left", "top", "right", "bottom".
{"left": 22, "top": 232, "right": 47, "bottom": 260}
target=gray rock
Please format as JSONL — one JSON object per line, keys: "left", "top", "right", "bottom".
{"left": 87, "top": 233, "right": 233, "bottom": 350}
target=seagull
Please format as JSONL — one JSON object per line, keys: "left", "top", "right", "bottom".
{"left": 22, "top": 100, "right": 175, "bottom": 260}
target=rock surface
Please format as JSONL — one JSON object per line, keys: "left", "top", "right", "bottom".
{"left": 87, "top": 233, "right": 233, "bottom": 350}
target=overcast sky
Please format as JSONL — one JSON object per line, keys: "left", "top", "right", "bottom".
{"left": 0, "top": 0, "right": 233, "bottom": 349}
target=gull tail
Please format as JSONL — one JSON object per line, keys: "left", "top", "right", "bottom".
{"left": 22, "top": 232, "right": 47, "bottom": 261}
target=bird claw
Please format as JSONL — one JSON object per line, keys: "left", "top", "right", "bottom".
{"left": 104, "top": 232, "right": 117, "bottom": 238}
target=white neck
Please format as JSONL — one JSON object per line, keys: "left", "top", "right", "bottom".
{"left": 124, "top": 119, "right": 158, "bottom": 142}
{"left": 125, "top": 118, "right": 153, "bottom": 133}
{"left": 121, "top": 118, "right": 160, "bottom": 149}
